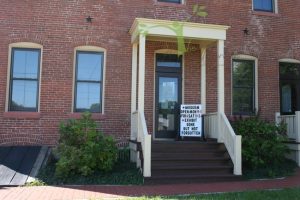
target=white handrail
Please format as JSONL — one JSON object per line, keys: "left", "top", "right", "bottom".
{"left": 219, "top": 113, "right": 242, "bottom": 175}
{"left": 204, "top": 112, "right": 242, "bottom": 175}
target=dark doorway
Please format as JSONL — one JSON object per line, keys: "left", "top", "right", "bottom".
{"left": 155, "top": 54, "right": 182, "bottom": 139}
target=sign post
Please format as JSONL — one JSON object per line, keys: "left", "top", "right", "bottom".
{"left": 180, "top": 104, "right": 202, "bottom": 137}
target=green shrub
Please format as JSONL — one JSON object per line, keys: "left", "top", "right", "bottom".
{"left": 54, "top": 112, "right": 118, "bottom": 178}
{"left": 232, "top": 116, "right": 290, "bottom": 170}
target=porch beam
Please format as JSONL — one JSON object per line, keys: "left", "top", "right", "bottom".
{"left": 201, "top": 47, "right": 207, "bottom": 114}
{"left": 138, "top": 34, "right": 146, "bottom": 112}
{"left": 217, "top": 40, "right": 225, "bottom": 113}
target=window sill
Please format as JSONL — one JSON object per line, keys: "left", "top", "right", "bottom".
{"left": 3, "top": 112, "right": 41, "bottom": 119}
{"left": 252, "top": 11, "right": 280, "bottom": 17}
{"left": 68, "top": 113, "right": 106, "bottom": 120}
{"left": 154, "top": 2, "right": 186, "bottom": 8}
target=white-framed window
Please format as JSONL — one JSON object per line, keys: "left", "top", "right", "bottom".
{"left": 6, "top": 42, "right": 43, "bottom": 112}
{"left": 73, "top": 46, "right": 106, "bottom": 113}
{"left": 253, "top": 0, "right": 278, "bottom": 13}
{"left": 231, "top": 55, "right": 258, "bottom": 115}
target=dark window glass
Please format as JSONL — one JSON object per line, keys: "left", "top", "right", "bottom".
{"left": 253, "top": 0, "right": 274, "bottom": 12}
{"left": 280, "top": 62, "right": 300, "bottom": 115}
{"left": 157, "top": 54, "right": 182, "bottom": 68}
{"left": 75, "top": 51, "right": 103, "bottom": 113}
{"left": 232, "top": 60, "right": 255, "bottom": 115}
{"left": 158, "top": 0, "right": 181, "bottom": 3}
{"left": 9, "top": 48, "right": 40, "bottom": 111}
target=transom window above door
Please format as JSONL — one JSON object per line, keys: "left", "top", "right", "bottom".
{"left": 157, "top": 0, "right": 182, "bottom": 4}
{"left": 156, "top": 54, "right": 182, "bottom": 69}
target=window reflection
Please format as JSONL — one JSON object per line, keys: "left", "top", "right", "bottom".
{"left": 232, "top": 60, "right": 255, "bottom": 115}
{"left": 75, "top": 51, "right": 103, "bottom": 113}
{"left": 9, "top": 48, "right": 40, "bottom": 111}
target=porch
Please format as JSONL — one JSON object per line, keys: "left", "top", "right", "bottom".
{"left": 129, "top": 18, "right": 242, "bottom": 180}
{"left": 276, "top": 111, "right": 300, "bottom": 166}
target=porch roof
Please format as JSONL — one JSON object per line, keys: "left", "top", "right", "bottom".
{"left": 129, "top": 18, "right": 230, "bottom": 44}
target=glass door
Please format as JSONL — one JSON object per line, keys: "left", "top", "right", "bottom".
{"left": 155, "top": 54, "right": 182, "bottom": 139}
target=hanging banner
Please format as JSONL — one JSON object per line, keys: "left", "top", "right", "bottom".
{"left": 180, "top": 104, "right": 202, "bottom": 137}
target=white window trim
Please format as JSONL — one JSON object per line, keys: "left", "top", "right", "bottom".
{"left": 279, "top": 58, "right": 300, "bottom": 64}
{"left": 6, "top": 42, "right": 43, "bottom": 112}
{"left": 252, "top": 0, "right": 278, "bottom": 13}
{"left": 72, "top": 46, "right": 106, "bottom": 114}
{"left": 231, "top": 55, "right": 258, "bottom": 115}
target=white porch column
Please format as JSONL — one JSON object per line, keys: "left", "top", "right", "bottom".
{"left": 217, "top": 40, "right": 225, "bottom": 113}
{"left": 201, "top": 47, "right": 207, "bottom": 114}
{"left": 130, "top": 43, "right": 138, "bottom": 163}
{"left": 131, "top": 43, "right": 138, "bottom": 140}
{"left": 138, "top": 34, "right": 146, "bottom": 112}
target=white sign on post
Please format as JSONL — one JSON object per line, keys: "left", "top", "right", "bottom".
{"left": 180, "top": 104, "right": 202, "bottom": 137}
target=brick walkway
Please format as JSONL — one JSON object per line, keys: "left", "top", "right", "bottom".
{"left": 1, "top": 169, "right": 300, "bottom": 200}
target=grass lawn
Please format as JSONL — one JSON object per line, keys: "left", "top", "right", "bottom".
{"left": 34, "top": 158, "right": 143, "bottom": 185}
{"left": 125, "top": 188, "right": 300, "bottom": 200}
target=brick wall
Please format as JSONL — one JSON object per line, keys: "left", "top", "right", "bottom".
{"left": 0, "top": 0, "right": 299, "bottom": 145}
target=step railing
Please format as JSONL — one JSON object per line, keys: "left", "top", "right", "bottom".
{"left": 275, "top": 111, "right": 300, "bottom": 142}
{"left": 131, "top": 110, "right": 151, "bottom": 177}
{"left": 204, "top": 112, "right": 242, "bottom": 175}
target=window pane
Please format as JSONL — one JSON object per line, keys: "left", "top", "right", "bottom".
{"left": 158, "top": 0, "right": 181, "bottom": 3}
{"left": 281, "top": 84, "right": 293, "bottom": 113}
{"left": 233, "top": 88, "right": 254, "bottom": 114}
{"left": 10, "top": 80, "right": 37, "bottom": 111}
{"left": 13, "top": 49, "right": 39, "bottom": 79}
{"left": 254, "top": 0, "right": 273, "bottom": 12}
{"left": 233, "top": 60, "right": 254, "bottom": 87}
{"left": 77, "top": 52, "right": 102, "bottom": 81}
{"left": 157, "top": 54, "right": 182, "bottom": 68}
{"left": 76, "top": 82, "right": 101, "bottom": 113}
{"left": 280, "top": 62, "right": 300, "bottom": 80}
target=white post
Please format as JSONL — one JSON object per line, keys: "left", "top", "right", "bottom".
{"left": 130, "top": 43, "right": 138, "bottom": 163}
{"left": 138, "top": 34, "right": 146, "bottom": 112}
{"left": 217, "top": 40, "right": 225, "bottom": 113}
{"left": 201, "top": 47, "right": 207, "bottom": 114}
{"left": 217, "top": 40, "right": 225, "bottom": 143}
{"left": 275, "top": 112, "right": 281, "bottom": 125}
{"left": 234, "top": 135, "right": 242, "bottom": 175}
{"left": 296, "top": 111, "right": 300, "bottom": 143}
{"left": 143, "top": 134, "right": 152, "bottom": 177}
{"left": 131, "top": 43, "right": 138, "bottom": 140}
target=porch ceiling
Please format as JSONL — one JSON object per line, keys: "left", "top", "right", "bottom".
{"left": 129, "top": 18, "right": 230, "bottom": 44}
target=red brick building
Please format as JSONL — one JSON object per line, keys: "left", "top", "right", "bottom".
{"left": 0, "top": 0, "right": 300, "bottom": 179}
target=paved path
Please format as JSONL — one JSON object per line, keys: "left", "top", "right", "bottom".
{"left": 1, "top": 169, "right": 300, "bottom": 200}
